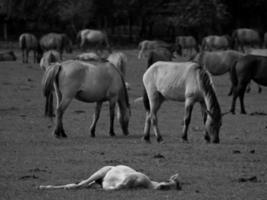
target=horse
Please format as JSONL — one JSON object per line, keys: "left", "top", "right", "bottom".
{"left": 0, "top": 51, "right": 17, "bottom": 61}
{"left": 232, "top": 28, "right": 260, "bottom": 53}
{"left": 264, "top": 33, "right": 267, "bottom": 48}
{"left": 143, "top": 61, "right": 222, "bottom": 143}
{"left": 230, "top": 55, "right": 267, "bottom": 114}
{"left": 175, "top": 36, "right": 198, "bottom": 57}
{"left": 137, "top": 40, "right": 181, "bottom": 59}
{"left": 40, "top": 50, "right": 61, "bottom": 71}
{"left": 19, "top": 33, "right": 42, "bottom": 63}
{"left": 75, "top": 52, "right": 102, "bottom": 61}
{"left": 38, "top": 165, "right": 180, "bottom": 190}
{"left": 193, "top": 50, "right": 244, "bottom": 95}
{"left": 201, "top": 35, "right": 230, "bottom": 51}
{"left": 39, "top": 50, "right": 61, "bottom": 117}
{"left": 77, "top": 29, "right": 111, "bottom": 53}
{"left": 42, "top": 58, "right": 130, "bottom": 138}
{"left": 40, "top": 33, "right": 72, "bottom": 59}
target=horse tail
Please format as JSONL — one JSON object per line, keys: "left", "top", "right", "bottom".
{"left": 42, "top": 63, "right": 61, "bottom": 118}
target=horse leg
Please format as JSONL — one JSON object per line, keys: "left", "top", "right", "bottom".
{"left": 199, "top": 100, "right": 210, "bottom": 143}
{"left": 258, "top": 85, "right": 262, "bottom": 93}
{"left": 143, "top": 111, "right": 151, "bottom": 142}
{"left": 182, "top": 99, "right": 194, "bottom": 142}
{"left": 26, "top": 50, "right": 29, "bottom": 63}
{"left": 54, "top": 97, "right": 72, "bottom": 138}
{"left": 239, "top": 86, "right": 247, "bottom": 114}
{"left": 22, "top": 50, "right": 25, "bottom": 63}
{"left": 230, "top": 86, "right": 238, "bottom": 114}
{"left": 150, "top": 93, "right": 164, "bottom": 143}
{"left": 90, "top": 102, "right": 102, "bottom": 137}
{"left": 109, "top": 101, "right": 116, "bottom": 136}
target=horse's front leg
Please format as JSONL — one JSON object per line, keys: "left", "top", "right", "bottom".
{"left": 109, "top": 101, "right": 116, "bottom": 136}
{"left": 182, "top": 99, "right": 194, "bottom": 142}
{"left": 90, "top": 102, "right": 102, "bottom": 137}
{"left": 199, "top": 101, "right": 210, "bottom": 143}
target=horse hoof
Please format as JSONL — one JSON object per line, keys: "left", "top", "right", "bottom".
{"left": 142, "top": 136, "right": 150, "bottom": 143}
{"left": 109, "top": 132, "right": 116, "bottom": 137}
{"left": 157, "top": 136, "right": 163, "bottom": 143}
{"left": 240, "top": 111, "right": 247, "bottom": 115}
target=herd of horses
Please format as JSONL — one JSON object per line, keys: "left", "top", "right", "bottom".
{"left": 12, "top": 27, "right": 267, "bottom": 191}
{"left": 16, "top": 27, "right": 267, "bottom": 146}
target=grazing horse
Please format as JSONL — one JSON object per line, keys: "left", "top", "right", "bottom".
{"left": 175, "top": 36, "right": 198, "bottom": 57}
{"left": 230, "top": 55, "right": 267, "bottom": 114}
{"left": 193, "top": 50, "right": 244, "bottom": 95}
{"left": 40, "top": 33, "right": 72, "bottom": 59}
{"left": 138, "top": 40, "right": 180, "bottom": 59}
{"left": 77, "top": 29, "right": 111, "bottom": 53}
{"left": 42, "top": 58, "right": 130, "bottom": 138}
{"left": 39, "top": 165, "right": 180, "bottom": 190}
{"left": 143, "top": 61, "right": 222, "bottom": 143}
{"left": 201, "top": 35, "right": 230, "bottom": 51}
{"left": 0, "top": 51, "right": 17, "bottom": 61}
{"left": 19, "top": 33, "right": 41, "bottom": 63}
{"left": 232, "top": 28, "right": 260, "bottom": 53}
{"left": 40, "top": 50, "right": 61, "bottom": 71}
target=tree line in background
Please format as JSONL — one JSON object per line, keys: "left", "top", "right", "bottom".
{"left": 0, "top": 0, "right": 267, "bottom": 44}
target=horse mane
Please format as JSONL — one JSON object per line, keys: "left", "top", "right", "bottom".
{"left": 197, "top": 67, "right": 221, "bottom": 120}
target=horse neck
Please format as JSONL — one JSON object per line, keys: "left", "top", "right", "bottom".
{"left": 198, "top": 69, "right": 221, "bottom": 119}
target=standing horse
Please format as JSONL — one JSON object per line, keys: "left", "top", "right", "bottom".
{"left": 19, "top": 33, "right": 41, "bottom": 63}
{"left": 232, "top": 28, "right": 260, "bottom": 53}
{"left": 40, "top": 33, "right": 72, "bottom": 59}
{"left": 42, "top": 59, "right": 130, "bottom": 138}
{"left": 39, "top": 165, "right": 180, "bottom": 190}
{"left": 201, "top": 35, "right": 230, "bottom": 51}
{"left": 40, "top": 50, "right": 61, "bottom": 71}
{"left": 230, "top": 55, "right": 267, "bottom": 114}
{"left": 143, "top": 61, "right": 222, "bottom": 143}
{"left": 175, "top": 36, "right": 198, "bottom": 57}
{"left": 77, "top": 29, "right": 111, "bottom": 53}
{"left": 193, "top": 50, "right": 244, "bottom": 95}
{"left": 138, "top": 40, "right": 180, "bottom": 59}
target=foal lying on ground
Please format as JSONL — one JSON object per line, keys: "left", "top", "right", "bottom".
{"left": 39, "top": 165, "right": 180, "bottom": 190}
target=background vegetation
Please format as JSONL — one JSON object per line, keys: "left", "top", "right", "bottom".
{"left": 0, "top": 0, "right": 267, "bottom": 44}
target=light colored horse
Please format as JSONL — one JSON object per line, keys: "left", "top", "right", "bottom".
{"left": 76, "top": 52, "right": 101, "bottom": 61}
{"left": 40, "top": 33, "right": 72, "bottom": 59}
{"left": 77, "top": 29, "right": 111, "bottom": 53}
{"left": 138, "top": 40, "right": 179, "bottom": 59}
{"left": 19, "top": 33, "right": 41, "bottom": 63}
{"left": 39, "top": 165, "right": 180, "bottom": 190}
{"left": 42, "top": 58, "right": 130, "bottom": 138}
{"left": 143, "top": 61, "right": 222, "bottom": 143}
{"left": 232, "top": 28, "right": 260, "bottom": 53}
{"left": 201, "top": 35, "right": 230, "bottom": 51}
{"left": 40, "top": 50, "right": 61, "bottom": 71}
{"left": 175, "top": 36, "right": 198, "bottom": 57}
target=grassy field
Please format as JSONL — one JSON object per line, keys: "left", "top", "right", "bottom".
{"left": 0, "top": 48, "right": 266, "bottom": 200}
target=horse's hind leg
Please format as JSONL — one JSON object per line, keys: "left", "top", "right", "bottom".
{"left": 54, "top": 97, "right": 72, "bottom": 138}
{"left": 143, "top": 111, "right": 151, "bottom": 142}
{"left": 90, "top": 102, "right": 103, "bottom": 137}
{"left": 26, "top": 50, "right": 29, "bottom": 63}
{"left": 150, "top": 93, "right": 164, "bottom": 143}
{"left": 182, "top": 98, "right": 194, "bottom": 142}
{"left": 109, "top": 101, "right": 116, "bottom": 136}
{"left": 239, "top": 85, "right": 247, "bottom": 114}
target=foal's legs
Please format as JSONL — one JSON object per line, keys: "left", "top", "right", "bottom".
{"left": 90, "top": 102, "right": 103, "bottom": 137}
{"left": 26, "top": 50, "right": 29, "bottom": 63}
{"left": 182, "top": 98, "right": 194, "bottom": 142}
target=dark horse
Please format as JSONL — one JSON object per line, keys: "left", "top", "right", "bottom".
{"left": 230, "top": 55, "right": 267, "bottom": 114}
{"left": 19, "top": 33, "right": 42, "bottom": 63}
{"left": 40, "top": 33, "right": 72, "bottom": 59}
